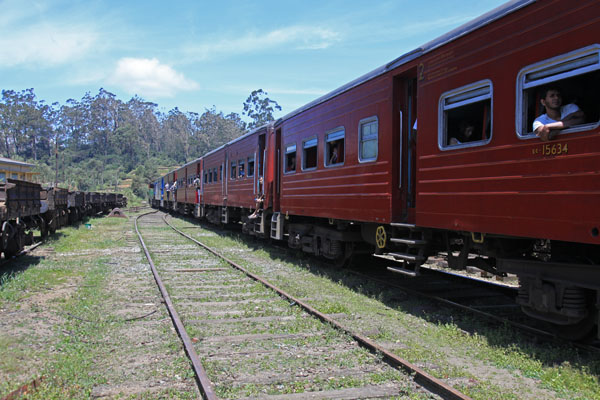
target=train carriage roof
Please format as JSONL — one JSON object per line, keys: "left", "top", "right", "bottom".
{"left": 277, "top": 0, "right": 535, "bottom": 124}
{"left": 202, "top": 123, "right": 270, "bottom": 159}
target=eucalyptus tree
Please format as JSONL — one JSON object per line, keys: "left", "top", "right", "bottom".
{"left": 242, "top": 89, "right": 282, "bottom": 130}
{"left": 194, "top": 107, "right": 246, "bottom": 155}
{"left": 163, "top": 107, "right": 193, "bottom": 164}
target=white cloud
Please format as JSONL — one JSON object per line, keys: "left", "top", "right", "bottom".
{"left": 0, "top": 24, "right": 97, "bottom": 67}
{"left": 186, "top": 25, "right": 341, "bottom": 60}
{"left": 109, "top": 58, "right": 199, "bottom": 98}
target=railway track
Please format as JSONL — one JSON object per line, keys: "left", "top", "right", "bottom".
{"left": 350, "top": 258, "right": 600, "bottom": 349}
{"left": 170, "top": 213, "right": 600, "bottom": 351}
{"left": 135, "top": 210, "right": 473, "bottom": 400}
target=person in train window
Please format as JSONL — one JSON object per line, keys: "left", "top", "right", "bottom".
{"left": 533, "top": 86, "right": 585, "bottom": 141}
{"left": 449, "top": 121, "right": 476, "bottom": 145}
{"left": 329, "top": 143, "right": 339, "bottom": 164}
{"left": 288, "top": 155, "right": 296, "bottom": 171}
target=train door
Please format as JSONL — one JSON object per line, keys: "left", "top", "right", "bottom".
{"left": 257, "top": 133, "right": 266, "bottom": 195}
{"left": 393, "top": 73, "right": 418, "bottom": 222}
{"left": 223, "top": 152, "right": 228, "bottom": 203}
{"left": 184, "top": 168, "right": 188, "bottom": 203}
{"left": 196, "top": 161, "right": 201, "bottom": 204}
{"left": 173, "top": 171, "right": 178, "bottom": 202}
{"left": 273, "top": 127, "right": 282, "bottom": 211}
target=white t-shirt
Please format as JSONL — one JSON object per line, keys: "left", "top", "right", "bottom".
{"left": 533, "top": 103, "right": 580, "bottom": 132}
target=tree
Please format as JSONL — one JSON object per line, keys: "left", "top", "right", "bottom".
{"left": 0, "top": 85, "right": 266, "bottom": 196}
{"left": 242, "top": 89, "right": 282, "bottom": 130}
{"left": 194, "top": 107, "right": 245, "bottom": 155}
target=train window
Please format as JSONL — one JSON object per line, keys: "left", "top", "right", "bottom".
{"left": 517, "top": 45, "right": 600, "bottom": 138}
{"left": 208, "top": 169, "right": 212, "bottom": 183}
{"left": 204, "top": 171, "right": 208, "bottom": 184}
{"left": 284, "top": 143, "right": 296, "bottom": 174}
{"left": 238, "top": 160, "right": 245, "bottom": 178}
{"left": 219, "top": 165, "right": 223, "bottom": 181}
{"left": 438, "top": 80, "right": 492, "bottom": 150}
{"left": 325, "top": 127, "right": 345, "bottom": 167}
{"left": 0, "top": 173, "right": 6, "bottom": 182}
{"left": 248, "top": 156, "right": 255, "bottom": 177}
{"left": 302, "top": 137, "right": 317, "bottom": 171}
{"left": 230, "top": 161, "right": 236, "bottom": 179}
{"left": 213, "top": 168, "right": 217, "bottom": 182}
{"left": 359, "top": 116, "right": 378, "bottom": 162}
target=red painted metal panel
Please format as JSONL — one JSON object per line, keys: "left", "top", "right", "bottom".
{"left": 179, "top": 161, "right": 199, "bottom": 205}
{"left": 202, "top": 149, "right": 226, "bottom": 207}
{"left": 415, "top": 0, "right": 600, "bottom": 244}
{"left": 175, "top": 165, "right": 186, "bottom": 203}
{"left": 278, "top": 74, "right": 397, "bottom": 223}
{"left": 226, "top": 132, "right": 259, "bottom": 208}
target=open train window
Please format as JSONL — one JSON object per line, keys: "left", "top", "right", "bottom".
{"left": 359, "top": 116, "right": 378, "bottom": 162}
{"left": 208, "top": 169, "right": 212, "bottom": 183}
{"left": 230, "top": 161, "right": 236, "bottom": 179}
{"left": 238, "top": 160, "right": 245, "bottom": 178}
{"left": 204, "top": 171, "right": 208, "bottom": 184}
{"left": 247, "top": 156, "right": 255, "bottom": 177}
{"left": 517, "top": 45, "right": 600, "bottom": 138}
{"left": 325, "top": 127, "right": 344, "bottom": 167}
{"left": 439, "top": 80, "right": 492, "bottom": 150}
{"left": 212, "top": 168, "right": 217, "bottom": 182}
{"left": 284, "top": 143, "right": 296, "bottom": 174}
{"left": 302, "top": 137, "right": 317, "bottom": 171}
{"left": 219, "top": 165, "right": 222, "bottom": 181}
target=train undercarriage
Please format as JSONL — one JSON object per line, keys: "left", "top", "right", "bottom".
{"left": 433, "top": 232, "right": 599, "bottom": 340}
{"left": 156, "top": 199, "right": 599, "bottom": 340}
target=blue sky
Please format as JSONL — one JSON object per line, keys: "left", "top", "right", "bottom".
{"left": 1, "top": 0, "right": 507, "bottom": 119}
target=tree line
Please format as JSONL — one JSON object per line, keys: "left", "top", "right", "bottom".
{"left": 0, "top": 87, "right": 281, "bottom": 198}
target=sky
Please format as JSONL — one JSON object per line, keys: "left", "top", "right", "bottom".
{"left": 0, "top": 0, "right": 508, "bottom": 120}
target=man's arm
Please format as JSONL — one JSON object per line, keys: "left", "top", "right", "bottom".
{"left": 562, "top": 110, "right": 585, "bottom": 126}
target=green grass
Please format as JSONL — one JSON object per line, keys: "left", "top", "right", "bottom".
{"left": 0, "top": 263, "right": 77, "bottom": 304}
{"left": 50, "top": 217, "right": 129, "bottom": 253}
{"left": 1, "top": 214, "right": 198, "bottom": 399}
{"left": 166, "top": 216, "right": 600, "bottom": 400}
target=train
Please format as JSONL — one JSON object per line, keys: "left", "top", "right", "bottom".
{"left": 149, "top": 0, "right": 600, "bottom": 340}
{"left": 0, "top": 178, "right": 126, "bottom": 258}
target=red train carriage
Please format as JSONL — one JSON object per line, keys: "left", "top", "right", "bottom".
{"left": 172, "top": 159, "right": 201, "bottom": 215}
{"left": 189, "top": 159, "right": 202, "bottom": 216}
{"left": 198, "top": 125, "right": 273, "bottom": 232}
{"left": 200, "top": 144, "right": 226, "bottom": 224}
{"left": 164, "top": 171, "right": 176, "bottom": 210}
{"left": 272, "top": 69, "right": 404, "bottom": 263}
{"left": 151, "top": 0, "right": 600, "bottom": 338}
{"left": 224, "top": 126, "right": 271, "bottom": 231}
{"left": 413, "top": 0, "right": 600, "bottom": 336}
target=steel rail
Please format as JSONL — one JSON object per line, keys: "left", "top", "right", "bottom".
{"left": 162, "top": 213, "right": 472, "bottom": 400}
{"left": 354, "top": 269, "right": 552, "bottom": 337}
{"left": 135, "top": 211, "right": 217, "bottom": 400}
{"left": 350, "top": 268, "right": 600, "bottom": 352}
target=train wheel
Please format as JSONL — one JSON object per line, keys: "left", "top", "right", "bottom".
{"left": 551, "top": 309, "right": 598, "bottom": 342}
{"left": 3, "top": 225, "right": 22, "bottom": 259}
{"left": 375, "top": 226, "right": 387, "bottom": 252}
{"left": 1, "top": 221, "right": 12, "bottom": 250}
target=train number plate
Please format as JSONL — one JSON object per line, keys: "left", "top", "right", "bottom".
{"left": 532, "top": 143, "right": 568, "bottom": 156}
